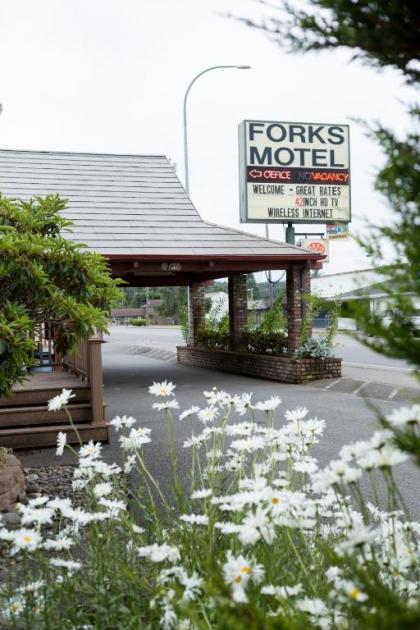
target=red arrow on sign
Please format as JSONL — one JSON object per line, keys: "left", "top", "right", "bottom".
{"left": 249, "top": 169, "right": 262, "bottom": 178}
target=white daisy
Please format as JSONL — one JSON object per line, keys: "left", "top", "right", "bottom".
{"left": 387, "top": 404, "right": 420, "bottom": 428}
{"left": 253, "top": 396, "right": 282, "bottom": 412}
{"left": 9, "top": 528, "right": 42, "bottom": 553}
{"left": 27, "top": 496, "right": 49, "bottom": 507}
{"left": 124, "top": 454, "right": 136, "bottom": 474}
{"left": 179, "top": 406, "right": 200, "bottom": 421}
{"left": 223, "top": 551, "right": 264, "bottom": 603}
{"left": 20, "top": 507, "right": 54, "bottom": 526}
{"left": 93, "top": 482, "right": 113, "bottom": 498}
{"left": 137, "top": 543, "right": 180, "bottom": 563}
{"left": 119, "top": 427, "right": 151, "bottom": 450}
{"left": 152, "top": 400, "right": 179, "bottom": 411}
{"left": 48, "top": 388, "right": 75, "bottom": 412}
{"left": 296, "top": 597, "right": 328, "bottom": 617}
{"left": 79, "top": 440, "right": 102, "bottom": 460}
{"left": 56, "top": 431, "right": 67, "bottom": 456}
{"left": 110, "top": 415, "right": 137, "bottom": 431}
{"left": 148, "top": 380, "right": 176, "bottom": 397}
{"left": 234, "top": 393, "right": 253, "bottom": 416}
{"left": 43, "top": 536, "right": 74, "bottom": 551}
{"left": 191, "top": 488, "right": 212, "bottom": 500}
{"left": 179, "top": 513, "right": 209, "bottom": 525}
{"left": 197, "top": 407, "right": 219, "bottom": 424}
{"left": 98, "top": 498, "right": 126, "bottom": 516}
{"left": 342, "top": 580, "right": 368, "bottom": 602}
{"left": 285, "top": 407, "right": 308, "bottom": 422}
{"left": 50, "top": 558, "right": 81, "bottom": 572}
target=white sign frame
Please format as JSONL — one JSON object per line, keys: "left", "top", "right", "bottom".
{"left": 239, "top": 119, "right": 351, "bottom": 224}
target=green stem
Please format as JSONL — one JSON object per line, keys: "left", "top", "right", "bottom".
{"left": 135, "top": 451, "right": 171, "bottom": 512}
{"left": 64, "top": 405, "right": 83, "bottom": 447}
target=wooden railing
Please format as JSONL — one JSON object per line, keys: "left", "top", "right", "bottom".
{"left": 62, "top": 332, "right": 105, "bottom": 424}
{"left": 64, "top": 337, "right": 89, "bottom": 380}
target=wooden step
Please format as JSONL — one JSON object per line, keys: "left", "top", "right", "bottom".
{"left": 0, "top": 370, "right": 91, "bottom": 408}
{"left": 0, "top": 385, "right": 91, "bottom": 408}
{"left": 0, "top": 403, "right": 93, "bottom": 428}
{"left": 0, "top": 423, "right": 110, "bottom": 449}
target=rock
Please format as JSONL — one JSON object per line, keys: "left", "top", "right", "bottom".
{"left": 26, "top": 473, "right": 39, "bottom": 483}
{"left": 2, "top": 512, "right": 21, "bottom": 528}
{"left": 26, "top": 484, "right": 42, "bottom": 494}
{"left": 0, "top": 455, "right": 26, "bottom": 511}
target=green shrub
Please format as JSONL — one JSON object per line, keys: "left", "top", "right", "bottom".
{"left": 245, "top": 329, "right": 287, "bottom": 355}
{"left": 259, "top": 291, "right": 286, "bottom": 333}
{"left": 196, "top": 328, "right": 230, "bottom": 350}
{"left": 0, "top": 194, "right": 122, "bottom": 396}
{"left": 196, "top": 328, "right": 287, "bottom": 355}
{"left": 295, "top": 336, "right": 333, "bottom": 358}
{"left": 130, "top": 318, "right": 147, "bottom": 327}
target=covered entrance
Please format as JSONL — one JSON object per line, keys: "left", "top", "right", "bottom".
{"left": 0, "top": 149, "right": 328, "bottom": 447}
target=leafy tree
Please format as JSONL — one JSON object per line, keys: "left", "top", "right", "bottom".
{"left": 247, "top": 274, "right": 262, "bottom": 300}
{"left": 206, "top": 280, "right": 228, "bottom": 293}
{"left": 157, "top": 287, "right": 188, "bottom": 322}
{"left": 352, "top": 121, "right": 420, "bottom": 373}
{"left": 0, "top": 194, "right": 122, "bottom": 396}
{"left": 122, "top": 287, "right": 161, "bottom": 307}
{"left": 242, "top": 0, "right": 420, "bottom": 374}
{"left": 240, "top": 0, "right": 420, "bottom": 84}
{"left": 238, "top": 4, "right": 420, "bottom": 623}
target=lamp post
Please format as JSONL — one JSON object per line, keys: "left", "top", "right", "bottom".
{"left": 182, "top": 66, "right": 250, "bottom": 340}
{"left": 182, "top": 65, "right": 250, "bottom": 195}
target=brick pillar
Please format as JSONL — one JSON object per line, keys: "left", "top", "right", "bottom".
{"left": 228, "top": 274, "right": 248, "bottom": 351}
{"left": 189, "top": 281, "right": 206, "bottom": 346}
{"left": 301, "top": 263, "right": 312, "bottom": 339}
{"left": 286, "top": 265, "right": 303, "bottom": 354}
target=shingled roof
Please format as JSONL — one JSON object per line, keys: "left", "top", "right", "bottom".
{"left": 0, "top": 149, "right": 316, "bottom": 258}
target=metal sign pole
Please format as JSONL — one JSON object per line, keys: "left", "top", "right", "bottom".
{"left": 265, "top": 224, "right": 274, "bottom": 306}
{"left": 285, "top": 222, "right": 295, "bottom": 245}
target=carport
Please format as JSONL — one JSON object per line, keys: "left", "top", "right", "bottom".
{"left": 0, "top": 149, "right": 323, "bottom": 447}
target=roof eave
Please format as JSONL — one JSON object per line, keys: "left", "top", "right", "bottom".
{"left": 104, "top": 253, "right": 324, "bottom": 262}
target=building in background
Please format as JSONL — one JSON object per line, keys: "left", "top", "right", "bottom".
{"left": 111, "top": 299, "right": 169, "bottom": 325}
{"left": 312, "top": 268, "right": 420, "bottom": 330}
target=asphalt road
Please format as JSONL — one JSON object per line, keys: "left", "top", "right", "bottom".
{"left": 19, "top": 325, "right": 420, "bottom": 517}
{"left": 106, "top": 325, "right": 419, "bottom": 388}
{"left": 105, "top": 326, "right": 414, "bottom": 367}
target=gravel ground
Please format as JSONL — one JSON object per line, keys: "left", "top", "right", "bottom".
{"left": 22, "top": 465, "right": 77, "bottom": 500}
{"left": 0, "top": 465, "right": 78, "bottom": 580}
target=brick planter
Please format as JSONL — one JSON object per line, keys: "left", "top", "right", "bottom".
{"left": 177, "top": 346, "right": 341, "bottom": 384}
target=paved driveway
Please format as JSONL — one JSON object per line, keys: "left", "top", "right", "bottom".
{"left": 19, "top": 326, "right": 420, "bottom": 516}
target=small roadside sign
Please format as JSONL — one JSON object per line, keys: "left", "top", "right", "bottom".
{"left": 299, "top": 237, "right": 329, "bottom": 262}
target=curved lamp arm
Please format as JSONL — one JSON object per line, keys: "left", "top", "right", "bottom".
{"left": 182, "top": 65, "right": 250, "bottom": 194}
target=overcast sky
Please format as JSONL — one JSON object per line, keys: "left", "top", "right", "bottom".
{"left": 0, "top": 0, "right": 415, "bottom": 276}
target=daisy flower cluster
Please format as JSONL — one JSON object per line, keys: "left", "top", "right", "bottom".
{"left": 1, "top": 383, "right": 418, "bottom": 629}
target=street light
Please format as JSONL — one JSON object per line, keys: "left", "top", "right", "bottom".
{"left": 182, "top": 65, "right": 251, "bottom": 195}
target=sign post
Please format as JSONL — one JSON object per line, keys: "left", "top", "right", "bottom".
{"left": 285, "top": 222, "right": 295, "bottom": 245}
{"left": 238, "top": 120, "right": 351, "bottom": 231}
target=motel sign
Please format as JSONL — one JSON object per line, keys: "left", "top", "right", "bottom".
{"left": 239, "top": 120, "right": 351, "bottom": 224}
